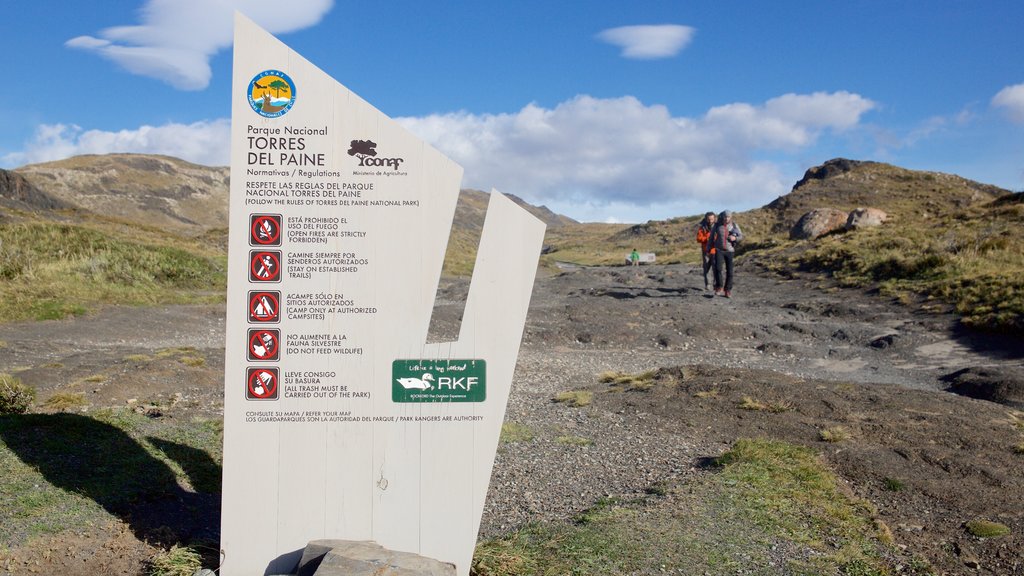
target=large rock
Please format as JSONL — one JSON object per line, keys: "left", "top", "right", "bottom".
{"left": 943, "top": 367, "right": 1024, "bottom": 407}
{"left": 846, "top": 207, "right": 888, "bottom": 230}
{"left": 790, "top": 208, "right": 848, "bottom": 240}
{"left": 296, "top": 540, "right": 456, "bottom": 576}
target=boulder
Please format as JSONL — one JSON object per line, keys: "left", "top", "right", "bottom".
{"left": 943, "top": 367, "right": 1024, "bottom": 407}
{"left": 296, "top": 540, "right": 456, "bottom": 576}
{"left": 790, "top": 208, "right": 848, "bottom": 240}
{"left": 846, "top": 207, "right": 888, "bottom": 230}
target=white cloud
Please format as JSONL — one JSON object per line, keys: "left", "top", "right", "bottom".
{"left": 4, "top": 90, "right": 875, "bottom": 222}
{"left": 2, "top": 120, "right": 230, "bottom": 168}
{"left": 992, "top": 83, "right": 1024, "bottom": 123}
{"left": 398, "top": 91, "right": 875, "bottom": 220}
{"left": 597, "top": 25, "right": 695, "bottom": 59}
{"left": 66, "top": 0, "right": 333, "bottom": 90}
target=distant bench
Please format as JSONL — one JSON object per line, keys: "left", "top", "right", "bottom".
{"left": 625, "top": 252, "right": 657, "bottom": 265}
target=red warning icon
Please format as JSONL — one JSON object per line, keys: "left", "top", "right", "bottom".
{"left": 247, "top": 367, "right": 279, "bottom": 400}
{"left": 248, "top": 291, "right": 280, "bottom": 323}
{"left": 250, "top": 250, "right": 281, "bottom": 282}
{"left": 250, "top": 214, "right": 282, "bottom": 246}
{"left": 248, "top": 328, "right": 280, "bottom": 361}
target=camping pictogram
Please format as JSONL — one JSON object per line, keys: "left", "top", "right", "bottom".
{"left": 248, "top": 328, "right": 280, "bottom": 361}
{"left": 250, "top": 214, "right": 282, "bottom": 246}
{"left": 247, "top": 367, "right": 279, "bottom": 400}
{"left": 249, "top": 250, "right": 281, "bottom": 282}
{"left": 248, "top": 291, "right": 280, "bottom": 323}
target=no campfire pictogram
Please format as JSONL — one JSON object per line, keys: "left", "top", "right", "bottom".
{"left": 249, "top": 250, "right": 281, "bottom": 282}
{"left": 250, "top": 214, "right": 282, "bottom": 246}
{"left": 248, "top": 328, "right": 280, "bottom": 361}
{"left": 247, "top": 367, "right": 279, "bottom": 400}
{"left": 248, "top": 291, "right": 280, "bottom": 323}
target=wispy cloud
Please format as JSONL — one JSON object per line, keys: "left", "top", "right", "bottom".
{"left": 2, "top": 120, "right": 231, "bottom": 168}
{"left": 65, "top": 0, "right": 334, "bottom": 90}
{"left": 992, "top": 83, "right": 1024, "bottom": 123}
{"left": 597, "top": 24, "right": 695, "bottom": 59}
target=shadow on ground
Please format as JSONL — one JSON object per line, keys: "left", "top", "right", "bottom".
{"left": 0, "top": 413, "right": 220, "bottom": 545}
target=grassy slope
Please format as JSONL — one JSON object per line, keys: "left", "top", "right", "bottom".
{"left": 474, "top": 438, "right": 912, "bottom": 576}
{"left": 0, "top": 209, "right": 225, "bottom": 322}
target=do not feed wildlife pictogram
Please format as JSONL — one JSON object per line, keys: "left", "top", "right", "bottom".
{"left": 248, "top": 328, "right": 280, "bottom": 361}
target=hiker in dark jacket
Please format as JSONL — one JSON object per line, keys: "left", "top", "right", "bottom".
{"left": 695, "top": 212, "right": 716, "bottom": 290}
{"left": 710, "top": 210, "right": 743, "bottom": 298}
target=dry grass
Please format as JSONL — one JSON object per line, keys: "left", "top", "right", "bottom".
{"left": 819, "top": 426, "right": 851, "bottom": 443}
{"left": 738, "top": 396, "right": 793, "bottom": 413}
{"left": 553, "top": 390, "right": 594, "bottom": 407}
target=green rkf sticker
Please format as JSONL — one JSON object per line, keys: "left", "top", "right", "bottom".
{"left": 392, "top": 359, "right": 486, "bottom": 403}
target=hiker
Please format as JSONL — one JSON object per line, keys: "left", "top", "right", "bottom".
{"left": 630, "top": 248, "right": 640, "bottom": 267}
{"left": 710, "top": 210, "right": 743, "bottom": 298}
{"left": 695, "top": 212, "right": 716, "bottom": 290}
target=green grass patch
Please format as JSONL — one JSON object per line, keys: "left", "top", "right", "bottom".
{"left": 499, "top": 421, "right": 535, "bottom": 444}
{"left": 553, "top": 390, "right": 593, "bottom": 407}
{"left": 0, "top": 221, "right": 226, "bottom": 323}
{"left": 0, "top": 409, "right": 222, "bottom": 548}
{"left": 474, "top": 438, "right": 901, "bottom": 575}
{"left": 965, "top": 519, "right": 1011, "bottom": 538}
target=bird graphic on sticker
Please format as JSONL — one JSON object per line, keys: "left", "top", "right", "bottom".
{"left": 396, "top": 373, "right": 434, "bottom": 390}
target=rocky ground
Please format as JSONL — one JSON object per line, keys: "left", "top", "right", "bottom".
{"left": 1, "top": 261, "right": 1023, "bottom": 574}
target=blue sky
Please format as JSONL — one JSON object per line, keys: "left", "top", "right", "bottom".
{"left": 2, "top": 1, "right": 1022, "bottom": 223}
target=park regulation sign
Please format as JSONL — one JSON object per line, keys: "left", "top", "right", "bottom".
{"left": 221, "top": 13, "right": 545, "bottom": 576}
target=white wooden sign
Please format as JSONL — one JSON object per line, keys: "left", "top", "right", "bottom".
{"left": 221, "top": 13, "right": 545, "bottom": 576}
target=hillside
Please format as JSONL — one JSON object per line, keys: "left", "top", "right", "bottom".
{"left": 16, "top": 154, "right": 231, "bottom": 234}
{"left": 3, "top": 153, "right": 1021, "bottom": 332}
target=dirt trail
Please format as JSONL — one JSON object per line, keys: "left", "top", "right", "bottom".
{"left": 1, "top": 261, "right": 1022, "bottom": 574}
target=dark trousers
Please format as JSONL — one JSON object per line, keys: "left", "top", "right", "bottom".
{"left": 702, "top": 252, "right": 713, "bottom": 286}
{"left": 714, "top": 251, "right": 735, "bottom": 291}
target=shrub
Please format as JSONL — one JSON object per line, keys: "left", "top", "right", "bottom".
{"left": 0, "top": 373, "right": 35, "bottom": 414}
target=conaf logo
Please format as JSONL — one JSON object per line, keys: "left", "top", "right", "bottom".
{"left": 347, "top": 139, "right": 405, "bottom": 171}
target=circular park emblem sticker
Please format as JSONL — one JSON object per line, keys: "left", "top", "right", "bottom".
{"left": 248, "top": 70, "right": 296, "bottom": 118}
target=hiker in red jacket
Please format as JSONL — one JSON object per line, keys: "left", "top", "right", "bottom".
{"left": 695, "top": 212, "right": 716, "bottom": 291}
{"left": 710, "top": 210, "right": 743, "bottom": 298}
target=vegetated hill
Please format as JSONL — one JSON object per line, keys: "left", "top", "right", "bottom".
{"left": 16, "top": 154, "right": 231, "bottom": 234}
{"left": 753, "top": 158, "right": 1009, "bottom": 236}
{"left": 538, "top": 158, "right": 1023, "bottom": 334}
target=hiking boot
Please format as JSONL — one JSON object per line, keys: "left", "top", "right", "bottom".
{"left": 714, "top": 289, "right": 724, "bottom": 296}
{"left": 724, "top": 290, "right": 732, "bottom": 298}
